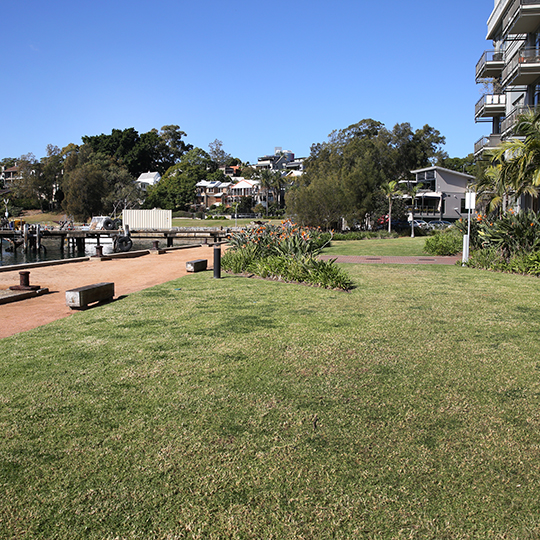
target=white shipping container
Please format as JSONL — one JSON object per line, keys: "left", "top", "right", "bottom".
{"left": 122, "top": 209, "right": 172, "bottom": 230}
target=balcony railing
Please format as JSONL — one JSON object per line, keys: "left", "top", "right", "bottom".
{"left": 501, "top": 106, "right": 531, "bottom": 135}
{"left": 475, "top": 94, "right": 506, "bottom": 119}
{"left": 502, "top": 47, "right": 540, "bottom": 85}
{"left": 476, "top": 50, "right": 505, "bottom": 80}
{"left": 504, "top": 0, "right": 540, "bottom": 35}
{"left": 474, "top": 134, "right": 503, "bottom": 156}
{"left": 488, "top": 0, "right": 512, "bottom": 39}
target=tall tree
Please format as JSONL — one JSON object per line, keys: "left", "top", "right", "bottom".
{"left": 145, "top": 148, "right": 224, "bottom": 211}
{"left": 380, "top": 180, "right": 403, "bottom": 233}
{"left": 208, "top": 139, "right": 231, "bottom": 166}
{"left": 62, "top": 162, "right": 106, "bottom": 221}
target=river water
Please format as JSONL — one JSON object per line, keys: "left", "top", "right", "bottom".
{"left": 0, "top": 237, "right": 194, "bottom": 267}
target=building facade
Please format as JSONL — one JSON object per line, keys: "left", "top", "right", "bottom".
{"left": 404, "top": 167, "right": 475, "bottom": 222}
{"left": 475, "top": 0, "right": 540, "bottom": 157}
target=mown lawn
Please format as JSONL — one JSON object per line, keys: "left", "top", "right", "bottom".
{"left": 1, "top": 264, "right": 539, "bottom": 538}
{"left": 323, "top": 236, "right": 428, "bottom": 257}
{"left": 172, "top": 217, "right": 283, "bottom": 228}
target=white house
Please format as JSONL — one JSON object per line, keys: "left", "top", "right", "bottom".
{"left": 136, "top": 172, "right": 161, "bottom": 190}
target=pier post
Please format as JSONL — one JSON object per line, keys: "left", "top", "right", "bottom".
{"left": 23, "top": 224, "right": 29, "bottom": 252}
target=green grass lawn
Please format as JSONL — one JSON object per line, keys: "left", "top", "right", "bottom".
{"left": 1, "top": 264, "right": 539, "bottom": 538}
{"left": 172, "top": 217, "right": 283, "bottom": 228}
{"left": 323, "top": 236, "right": 428, "bottom": 257}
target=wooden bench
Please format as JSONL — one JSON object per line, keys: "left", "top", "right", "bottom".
{"left": 186, "top": 259, "right": 208, "bottom": 272}
{"left": 65, "top": 282, "right": 115, "bottom": 310}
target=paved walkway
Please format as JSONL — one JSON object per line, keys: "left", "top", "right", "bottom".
{"left": 1, "top": 249, "right": 461, "bottom": 339}
{"left": 0, "top": 245, "right": 215, "bottom": 339}
{"left": 320, "top": 254, "right": 461, "bottom": 265}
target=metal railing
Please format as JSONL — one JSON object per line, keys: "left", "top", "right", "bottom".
{"left": 475, "top": 50, "right": 504, "bottom": 80}
{"left": 474, "top": 134, "right": 503, "bottom": 155}
{"left": 502, "top": 47, "right": 540, "bottom": 85}
{"left": 501, "top": 106, "right": 531, "bottom": 134}
{"left": 475, "top": 94, "right": 506, "bottom": 117}
{"left": 504, "top": 0, "right": 540, "bottom": 33}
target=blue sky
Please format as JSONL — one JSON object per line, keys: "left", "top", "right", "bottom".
{"left": 1, "top": 0, "right": 494, "bottom": 164}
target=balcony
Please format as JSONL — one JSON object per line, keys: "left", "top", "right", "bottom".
{"left": 501, "top": 106, "right": 531, "bottom": 135}
{"left": 487, "top": 0, "right": 540, "bottom": 39}
{"left": 475, "top": 94, "right": 506, "bottom": 120}
{"left": 476, "top": 50, "right": 505, "bottom": 81}
{"left": 502, "top": 47, "right": 540, "bottom": 86}
{"left": 504, "top": 0, "right": 540, "bottom": 35}
{"left": 474, "top": 134, "right": 503, "bottom": 157}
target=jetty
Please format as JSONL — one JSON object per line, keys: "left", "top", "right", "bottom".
{"left": 0, "top": 226, "right": 232, "bottom": 256}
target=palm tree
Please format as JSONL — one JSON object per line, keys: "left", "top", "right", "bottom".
{"left": 487, "top": 108, "right": 540, "bottom": 206}
{"left": 405, "top": 182, "right": 422, "bottom": 238}
{"left": 474, "top": 163, "right": 511, "bottom": 216}
{"left": 259, "top": 169, "right": 275, "bottom": 217}
{"left": 380, "top": 180, "right": 402, "bottom": 233}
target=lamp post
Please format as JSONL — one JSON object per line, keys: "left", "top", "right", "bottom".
{"left": 462, "top": 192, "right": 476, "bottom": 265}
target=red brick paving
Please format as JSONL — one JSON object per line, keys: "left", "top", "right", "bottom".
{"left": 320, "top": 254, "right": 461, "bottom": 265}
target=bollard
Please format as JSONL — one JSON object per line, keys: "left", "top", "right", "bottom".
{"left": 95, "top": 245, "right": 104, "bottom": 257}
{"left": 213, "top": 244, "right": 221, "bottom": 279}
{"left": 152, "top": 240, "right": 160, "bottom": 250}
{"left": 19, "top": 271, "right": 31, "bottom": 288}
{"left": 9, "top": 271, "right": 41, "bottom": 291}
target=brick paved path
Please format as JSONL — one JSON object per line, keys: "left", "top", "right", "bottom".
{"left": 320, "top": 254, "right": 461, "bottom": 265}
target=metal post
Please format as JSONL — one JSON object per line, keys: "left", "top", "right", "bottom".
{"left": 36, "top": 224, "right": 41, "bottom": 251}
{"left": 213, "top": 244, "right": 221, "bottom": 279}
{"left": 23, "top": 224, "right": 29, "bottom": 252}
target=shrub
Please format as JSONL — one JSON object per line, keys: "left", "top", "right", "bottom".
{"left": 465, "top": 247, "right": 505, "bottom": 270}
{"left": 223, "top": 220, "right": 353, "bottom": 290}
{"left": 506, "top": 251, "right": 540, "bottom": 276}
{"left": 251, "top": 255, "right": 353, "bottom": 291}
{"left": 424, "top": 228, "right": 462, "bottom": 256}
{"left": 477, "top": 209, "right": 540, "bottom": 258}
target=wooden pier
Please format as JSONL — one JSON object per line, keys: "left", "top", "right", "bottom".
{"left": 0, "top": 226, "right": 232, "bottom": 255}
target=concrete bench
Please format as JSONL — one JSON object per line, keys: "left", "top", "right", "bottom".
{"left": 186, "top": 259, "right": 208, "bottom": 273}
{"left": 65, "top": 282, "right": 115, "bottom": 310}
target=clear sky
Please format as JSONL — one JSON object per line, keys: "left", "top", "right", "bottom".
{"left": 1, "top": 0, "right": 494, "bottom": 164}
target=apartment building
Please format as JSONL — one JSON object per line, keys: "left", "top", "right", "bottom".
{"left": 475, "top": 0, "right": 540, "bottom": 157}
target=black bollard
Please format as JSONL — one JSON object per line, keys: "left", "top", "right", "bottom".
{"left": 152, "top": 240, "right": 160, "bottom": 250}
{"left": 213, "top": 244, "right": 221, "bottom": 279}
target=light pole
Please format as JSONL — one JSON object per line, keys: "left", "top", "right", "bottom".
{"left": 462, "top": 192, "right": 476, "bottom": 265}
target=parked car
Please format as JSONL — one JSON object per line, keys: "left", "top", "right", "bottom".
{"left": 412, "top": 219, "right": 428, "bottom": 229}
{"left": 428, "top": 220, "right": 452, "bottom": 230}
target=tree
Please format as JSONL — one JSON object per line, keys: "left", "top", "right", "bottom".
{"left": 62, "top": 162, "right": 106, "bottom": 221}
{"left": 287, "top": 120, "right": 393, "bottom": 229}
{"left": 208, "top": 139, "right": 231, "bottom": 166}
{"left": 478, "top": 109, "right": 540, "bottom": 214}
{"left": 380, "top": 180, "right": 403, "bottom": 233}
{"left": 82, "top": 125, "right": 193, "bottom": 176}
{"left": 259, "top": 169, "right": 282, "bottom": 216}
{"left": 286, "top": 118, "right": 449, "bottom": 229}
{"left": 404, "top": 181, "right": 422, "bottom": 237}
{"left": 40, "top": 145, "right": 64, "bottom": 210}
{"left": 145, "top": 148, "right": 223, "bottom": 211}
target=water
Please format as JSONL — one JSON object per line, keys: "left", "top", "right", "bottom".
{"left": 0, "top": 237, "right": 192, "bottom": 267}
